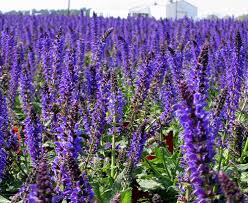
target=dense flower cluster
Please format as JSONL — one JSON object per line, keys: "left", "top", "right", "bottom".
{"left": 0, "top": 91, "right": 8, "bottom": 180}
{"left": 176, "top": 81, "right": 214, "bottom": 202}
{"left": 0, "top": 14, "right": 247, "bottom": 202}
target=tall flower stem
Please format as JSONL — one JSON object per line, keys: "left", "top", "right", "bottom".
{"left": 237, "top": 95, "right": 247, "bottom": 163}
{"left": 111, "top": 119, "right": 116, "bottom": 178}
{"left": 111, "top": 133, "right": 116, "bottom": 178}
{"left": 218, "top": 132, "right": 227, "bottom": 172}
{"left": 237, "top": 95, "right": 247, "bottom": 121}
{"left": 84, "top": 144, "right": 93, "bottom": 170}
{"left": 161, "top": 147, "right": 172, "bottom": 179}
{"left": 159, "top": 127, "right": 172, "bottom": 179}
{"left": 241, "top": 139, "right": 248, "bottom": 163}
{"left": 217, "top": 145, "right": 224, "bottom": 172}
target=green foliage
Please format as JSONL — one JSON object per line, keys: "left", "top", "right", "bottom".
{"left": 121, "top": 188, "right": 132, "bottom": 203}
{"left": 0, "top": 196, "right": 10, "bottom": 203}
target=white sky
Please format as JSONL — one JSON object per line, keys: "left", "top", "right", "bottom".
{"left": 0, "top": 0, "right": 247, "bottom": 18}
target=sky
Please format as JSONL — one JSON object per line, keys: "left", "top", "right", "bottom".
{"left": 0, "top": 0, "right": 247, "bottom": 18}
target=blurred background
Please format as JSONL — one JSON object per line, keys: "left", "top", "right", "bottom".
{"left": 0, "top": 0, "right": 248, "bottom": 20}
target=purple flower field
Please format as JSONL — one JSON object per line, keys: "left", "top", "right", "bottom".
{"left": 0, "top": 13, "right": 248, "bottom": 203}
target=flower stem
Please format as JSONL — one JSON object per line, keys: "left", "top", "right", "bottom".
{"left": 111, "top": 116, "right": 117, "bottom": 178}
{"left": 111, "top": 131, "right": 116, "bottom": 178}
{"left": 159, "top": 128, "right": 172, "bottom": 179}
{"left": 241, "top": 137, "right": 248, "bottom": 163}
{"left": 237, "top": 94, "right": 247, "bottom": 163}
{"left": 217, "top": 147, "right": 223, "bottom": 172}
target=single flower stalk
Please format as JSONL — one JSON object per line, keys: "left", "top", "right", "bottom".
{"left": 176, "top": 80, "right": 215, "bottom": 202}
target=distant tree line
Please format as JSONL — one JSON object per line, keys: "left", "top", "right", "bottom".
{"left": 0, "top": 9, "right": 247, "bottom": 19}
{"left": 236, "top": 14, "right": 248, "bottom": 20}
{"left": 1, "top": 8, "right": 91, "bottom": 16}
{"left": 206, "top": 14, "right": 248, "bottom": 20}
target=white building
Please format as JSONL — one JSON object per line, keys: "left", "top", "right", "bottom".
{"left": 128, "top": 5, "right": 151, "bottom": 17}
{"left": 150, "top": 2, "right": 167, "bottom": 19}
{"left": 166, "top": 0, "right": 197, "bottom": 19}
{"left": 128, "top": 0, "right": 197, "bottom": 19}
{"left": 128, "top": 3, "right": 168, "bottom": 19}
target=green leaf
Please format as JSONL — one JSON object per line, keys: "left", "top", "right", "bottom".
{"left": 121, "top": 188, "right": 132, "bottom": 203}
{"left": 92, "top": 182, "right": 105, "bottom": 203}
{"left": 237, "top": 163, "right": 248, "bottom": 172}
{"left": 137, "top": 179, "right": 165, "bottom": 191}
{"left": 44, "top": 119, "right": 52, "bottom": 127}
{"left": 102, "top": 166, "right": 132, "bottom": 202}
{"left": 0, "top": 196, "right": 10, "bottom": 203}
{"left": 240, "top": 172, "right": 248, "bottom": 184}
